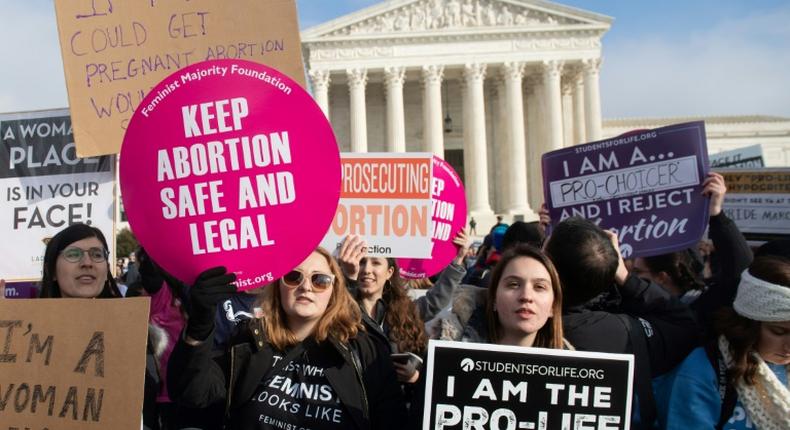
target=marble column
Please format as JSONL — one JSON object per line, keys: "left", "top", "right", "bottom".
{"left": 561, "top": 79, "right": 574, "bottom": 148}
{"left": 463, "top": 63, "right": 492, "bottom": 215}
{"left": 384, "top": 67, "right": 406, "bottom": 152}
{"left": 525, "top": 75, "right": 545, "bottom": 211}
{"left": 572, "top": 70, "right": 586, "bottom": 145}
{"left": 542, "top": 60, "right": 564, "bottom": 153}
{"left": 308, "top": 69, "right": 331, "bottom": 118}
{"left": 421, "top": 65, "right": 444, "bottom": 157}
{"left": 583, "top": 58, "right": 603, "bottom": 142}
{"left": 494, "top": 77, "right": 509, "bottom": 213}
{"left": 347, "top": 68, "right": 368, "bottom": 152}
{"left": 502, "top": 62, "right": 530, "bottom": 214}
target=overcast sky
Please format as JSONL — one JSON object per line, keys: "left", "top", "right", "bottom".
{"left": 1, "top": 0, "right": 788, "bottom": 119}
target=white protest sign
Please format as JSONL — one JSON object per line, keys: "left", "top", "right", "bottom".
{"left": 321, "top": 153, "right": 433, "bottom": 258}
{"left": 709, "top": 144, "right": 764, "bottom": 169}
{"left": 719, "top": 169, "right": 790, "bottom": 235}
{"left": 0, "top": 109, "right": 116, "bottom": 281}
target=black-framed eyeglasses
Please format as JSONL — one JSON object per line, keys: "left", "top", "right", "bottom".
{"left": 281, "top": 270, "right": 335, "bottom": 291}
{"left": 60, "top": 247, "right": 109, "bottom": 263}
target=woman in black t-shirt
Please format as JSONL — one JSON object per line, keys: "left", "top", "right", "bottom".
{"left": 168, "top": 247, "right": 407, "bottom": 430}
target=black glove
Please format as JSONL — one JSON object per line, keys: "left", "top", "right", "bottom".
{"left": 186, "top": 266, "right": 237, "bottom": 341}
{"left": 136, "top": 248, "right": 165, "bottom": 295}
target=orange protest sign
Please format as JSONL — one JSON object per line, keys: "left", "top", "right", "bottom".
{"left": 0, "top": 297, "right": 150, "bottom": 429}
{"left": 321, "top": 153, "right": 434, "bottom": 258}
{"left": 54, "top": 0, "right": 305, "bottom": 157}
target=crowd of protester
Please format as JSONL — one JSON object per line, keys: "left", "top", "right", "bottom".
{"left": 1, "top": 171, "right": 788, "bottom": 430}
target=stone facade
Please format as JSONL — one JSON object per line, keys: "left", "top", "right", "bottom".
{"left": 302, "top": 0, "right": 613, "bottom": 226}
{"left": 301, "top": 0, "right": 790, "bottom": 231}
{"left": 603, "top": 116, "right": 790, "bottom": 167}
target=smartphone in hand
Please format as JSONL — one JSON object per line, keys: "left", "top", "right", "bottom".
{"left": 390, "top": 352, "right": 423, "bottom": 369}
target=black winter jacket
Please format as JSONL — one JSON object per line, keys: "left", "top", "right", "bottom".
{"left": 168, "top": 319, "right": 408, "bottom": 430}
{"left": 563, "top": 273, "right": 699, "bottom": 429}
{"left": 689, "top": 212, "right": 752, "bottom": 335}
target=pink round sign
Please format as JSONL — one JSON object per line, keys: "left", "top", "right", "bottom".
{"left": 398, "top": 156, "right": 467, "bottom": 279}
{"left": 120, "top": 59, "right": 341, "bottom": 289}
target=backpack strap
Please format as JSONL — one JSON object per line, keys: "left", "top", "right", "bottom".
{"left": 616, "top": 314, "right": 656, "bottom": 430}
{"left": 703, "top": 341, "right": 738, "bottom": 430}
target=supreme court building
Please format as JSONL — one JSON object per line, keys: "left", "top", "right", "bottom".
{"left": 301, "top": 0, "right": 790, "bottom": 227}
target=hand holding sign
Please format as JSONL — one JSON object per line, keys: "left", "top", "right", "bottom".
{"left": 452, "top": 229, "right": 471, "bottom": 266}
{"left": 702, "top": 172, "right": 727, "bottom": 217}
{"left": 186, "top": 266, "right": 237, "bottom": 342}
{"left": 337, "top": 234, "right": 368, "bottom": 281}
{"left": 602, "top": 230, "right": 629, "bottom": 286}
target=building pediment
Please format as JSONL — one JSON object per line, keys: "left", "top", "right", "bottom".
{"left": 302, "top": 0, "right": 612, "bottom": 41}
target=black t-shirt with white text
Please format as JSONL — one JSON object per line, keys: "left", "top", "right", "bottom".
{"left": 235, "top": 343, "right": 353, "bottom": 430}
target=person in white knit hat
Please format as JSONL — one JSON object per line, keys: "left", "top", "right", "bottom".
{"left": 657, "top": 255, "right": 790, "bottom": 430}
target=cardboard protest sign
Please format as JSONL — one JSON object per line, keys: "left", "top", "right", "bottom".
{"left": 710, "top": 144, "right": 764, "bottom": 169}
{"left": 0, "top": 109, "right": 116, "bottom": 282}
{"left": 54, "top": 0, "right": 305, "bottom": 157}
{"left": 120, "top": 59, "right": 340, "bottom": 290}
{"left": 719, "top": 169, "right": 790, "bottom": 235}
{"left": 0, "top": 297, "right": 150, "bottom": 430}
{"left": 542, "top": 122, "right": 710, "bottom": 258}
{"left": 424, "top": 340, "right": 634, "bottom": 430}
{"left": 398, "top": 156, "right": 467, "bottom": 279}
{"left": 321, "top": 153, "right": 433, "bottom": 258}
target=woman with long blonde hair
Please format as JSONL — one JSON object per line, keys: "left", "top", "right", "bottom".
{"left": 169, "top": 247, "right": 407, "bottom": 429}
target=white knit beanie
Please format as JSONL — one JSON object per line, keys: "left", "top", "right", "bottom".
{"left": 733, "top": 269, "right": 790, "bottom": 322}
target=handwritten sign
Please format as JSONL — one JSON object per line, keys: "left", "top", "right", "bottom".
{"left": 119, "top": 59, "right": 340, "bottom": 289}
{"left": 423, "top": 340, "right": 634, "bottom": 430}
{"left": 398, "top": 156, "right": 467, "bottom": 279}
{"left": 542, "top": 122, "right": 710, "bottom": 258}
{"left": 0, "top": 109, "right": 116, "bottom": 282}
{"left": 54, "top": 0, "right": 305, "bottom": 157}
{"left": 719, "top": 169, "right": 790, "bottom": 235}
{"left": 0, "top": 297, "right": 150, "bottom": 430}
{"left": 321, "top": 153, "right": 433, "bottom": 258}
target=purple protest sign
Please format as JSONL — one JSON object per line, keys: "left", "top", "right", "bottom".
{"left": 3, "top": 281, "right": 38, "bottom": 299}
{"left": 398, "top": 157, "right": 467, "bottom": 279}
{"left": 542, "top": 122, "right": 710, "bottom": 258}
{"left": 120, "top": 60, "right": 341, "bottom": 289}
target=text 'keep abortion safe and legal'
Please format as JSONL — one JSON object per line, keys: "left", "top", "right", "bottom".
{"left": 156, "top": 96, "right": 293, "bottom": 256}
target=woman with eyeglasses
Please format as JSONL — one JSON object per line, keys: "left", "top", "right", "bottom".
{"left": 168, "top": 247, "right": 407, "bottom": 430}
{"left": 39, "top": 223, "right": 120, "bottom": 299}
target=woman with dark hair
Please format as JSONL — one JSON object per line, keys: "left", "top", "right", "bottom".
{"left": 39, "top": 223, "right": 120, "bottom": 299}
{"left": 428, "top": 244, "right": 567, "bottom": 349}
{"left": 337, "top": 233, "right": 469, "bottom": 380}
{"left": 36, "top": 224, "right": 169, "bottom": 428}
{"left": 337, "top": 233, "right": 469, "bottom": 429}
{"left": 631, "top": 250, "right": 706, "bottom": 300}
{"left": 657, "top": 256, "right": 790, "bottom": 429}
{"left": 168, "top": 247, "right": 407, "bottom": 429}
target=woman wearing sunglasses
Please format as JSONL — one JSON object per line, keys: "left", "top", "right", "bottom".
{"left": 39, "top": 223, "right": 120, "bottom": 299}
{"left": 168, "top": 247, "right": 407, "bottom": 430}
